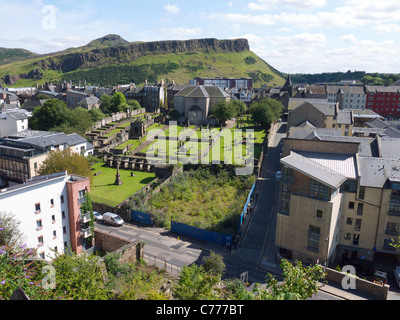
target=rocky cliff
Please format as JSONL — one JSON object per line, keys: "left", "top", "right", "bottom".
{"left": 3, "top": 38, "right": 250, "bottom": 84}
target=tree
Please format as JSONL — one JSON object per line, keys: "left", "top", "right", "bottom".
{"left": 99, "top": 94, "right": 113, "bottom": 114}
{"left": 127, "top": 99, "right": 141, "bottom": 110}
{"left": 89, "top": 108, "right": 105, "bottom": 122}
{"left": 250, "top": 98, "right": 283, "bottom": 128}
{"left": 258, "top": 259, "right": 326, "bottom": 300}
{"left": 38, "top": 148, "right": 93, "bottom": 185}
{"left": 0, "top": 212, "right": 23, "bottom": 247}
{"left": 30, "top": 99, "right": 70, "bottom": 131}
{"left": 202, "top": 251, "right": 225, "bottom": 278}
{"left": 111, "top": 92, "right": 127, "bottom": 113}
{"left": 173, "top": 264, "right": 219, "bottom": 300}
{"left": 211, "top": 100, "right": 237, "bottom": 123}
{"left": 52, "top": 251, "right": 109, "bottom": 300}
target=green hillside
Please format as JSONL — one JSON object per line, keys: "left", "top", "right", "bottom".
{"left": 0, "top": 37, "right": 285, "bottom": 88}
{"left": 0, "top": 48, "right": 38, "bottom": 65}
{"left": 62, "top": 50, "right": 285, "bottom": 87}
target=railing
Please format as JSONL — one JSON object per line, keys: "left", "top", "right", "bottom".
{"left": 80, "top": 212, "right": 91, "bottom": 223}
{"left": 143, "top": 251, "right": 182, "bottom": 276}
{"left": 81, "top": 227, "right": 92, "bottom": 239}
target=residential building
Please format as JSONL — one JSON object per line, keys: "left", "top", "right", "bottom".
{"left": 173, "top": 85, "right": 230, "bottom": 125}
{"left": 0, "top": 109, "right": 30, "bottom": 138}
{"left": 326, "top": 85, "right": 367, "bottom": 110}
{"left": 287, "top": 101, "right": 354, "bottom": 136}
{"left": 125, "top": 81, "right": 164, "bottom": 112}
{"left": 191, "top": 77, "right": 253, "bottom": 90}
{"left": 365, "top": 86, "right": 400, "bottom": 120}
{"left": 276, "top": 122, "right": 400, "bottom": 268}
{"left": 0, "top": 171, "right": 92, "bottom": 260}
{"left": 77, "top": 96, "right": 101, "bottom": 110}
{"left": 66, "top": 90, "right": 91, "bottom": 109}
{"left": 0, "top": 132, "right": 93, "bottom": 186}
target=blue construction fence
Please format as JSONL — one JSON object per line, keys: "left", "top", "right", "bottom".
{"left": 131, "top": 210, "right": 154, "bottom": 226}
{"left": 237, "top": 183, "right": 256, "bottom": 233}
{"left": 171, "top": 221, "right": 233, "bottom": 247}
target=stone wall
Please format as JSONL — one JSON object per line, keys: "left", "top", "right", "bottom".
{"left": 325, "top": 267, "right": 390, "bottom": 300}
{"left": 94, "top": 228, "right": 132, "bottom": 253}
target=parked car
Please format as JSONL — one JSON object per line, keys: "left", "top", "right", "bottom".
{"left": 394, "top": 266, "right": 400, "bottom": 288}
{"left": 93, "top": 211, "right": 103, "bottom": 221}
{"left": 102, "top": 212, "right": 124, "bottom": 226}
{"left": 276, "top": 171, "right": 282, "bottom": 181}
{"left": 373, "top": 270, "right": 387, "bottom": 285}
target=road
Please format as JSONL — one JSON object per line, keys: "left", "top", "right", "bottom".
{"left": 93, "top": 121, "right": 371, "bottom": 300}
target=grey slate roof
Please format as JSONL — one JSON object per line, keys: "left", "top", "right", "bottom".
{"left": 358, "top": 157, "right": 400, "bottom": 188}
{"left": 18, "top": 132, "right": 88, "bottom": 149}
{"left": 175, "top": 85, "right": 230, "bottom": 99}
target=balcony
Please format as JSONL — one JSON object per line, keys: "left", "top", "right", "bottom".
{"left": 81, "top": 227, "right": 92, "bottom": 239}
{"left": 80, "top": 212, "right": 91, "bottom": 223}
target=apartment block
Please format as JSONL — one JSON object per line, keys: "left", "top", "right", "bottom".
{"left": 0, "top": 171, "right": 92, "bottom": 260}
{"left": 276, "top": 135, "right": 400, "bottom": 268}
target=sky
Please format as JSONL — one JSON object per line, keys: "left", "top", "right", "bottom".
{"left": 1, "top": 0, "right": 400, "bottom": 74}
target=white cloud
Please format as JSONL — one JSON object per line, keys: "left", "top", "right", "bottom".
{"left": 248, "top": 0, "right": 327, "bottom": 10}
{"left": 340, "top": 34, "right": 358, "bottom": 44}
{"left": 373, "top": 23, "right": 400, "bottom": 33}
{"left": 164, "top": 4, "right": 180, "bottom": 14}
{"left": 160, "top": 27, "right": 202, "bottom": 38}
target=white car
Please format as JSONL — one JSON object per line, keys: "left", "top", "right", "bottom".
{"left": 93, "top": 211, "right": 103, "bottom": 221}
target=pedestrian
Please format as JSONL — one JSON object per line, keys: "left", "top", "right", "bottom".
{"left": 227, "top": 242, "right": 232, "bottom": 254}
{"left": 233, "top": 238, "right": 238, "bottom": 250}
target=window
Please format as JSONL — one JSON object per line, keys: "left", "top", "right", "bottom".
{"left": 62, "top": 211, "right": 66, "bottom": 219}
{"left": 345, "top": 233, "right": 351, "bottom": 240}
{"left": 357, "top": 203, "right": 364, "bottom": 216}
{"left": 38, "top": 236, "right": 44, "bottom": 246}
{"left": 280, "top": 184, "right": 291, "bottom": 216}
{"left": 353, "top": 234, "right": 360, "bottom": 246}
{"left": 316, "top": 210, "right": 323, "bottom": 218}
{"left": 348, "top": 202, "right": 355, "bottom": 209}
{"left": 386, "top": 222, "right": 399, "bottom": 235}
{"left": 36, "top": 220, "right": 42, "bottom": 230}
{"left": 51, "top": 215, "right": 56, "bottom": 223}
{"left": 50, "top": 199, "right": 54, "bottom": 207}
{"left": 63, "top": 226, "right": 67, "bottom": 234}
{"left": 309, "top": 179, "right": 331, "bottom": 201}
{"left": 389, "top": 197, "right": 400, "bottom": 214}
{"left": 35, "top": 203, "right": 41, "bottom": 213}
{"left": 359, "top": 186, "right": 366, "bottom": 200}
{"left": 347, "top": 217, "right": 353, "bottom": 225}
{"left": 355, "top": 219, "right": 362, "bottom": 231}
{"left": 53, "top": 230, "right": 57, "bottom": 239}
{"left": 282, "top": 167, "right": 294, "bottom": 183}
{"left": 341, "top": 180, "right": 357, "bottom": 193}
{"left": 308, "top": 225, "right": 320, "bottom": 252}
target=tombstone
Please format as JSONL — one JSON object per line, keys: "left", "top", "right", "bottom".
{"left": 114, "top": 160, "right": 123, "bottom": 185}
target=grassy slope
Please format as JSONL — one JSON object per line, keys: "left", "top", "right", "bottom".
{"left": 0, "top": 48, "right": 285, "bottom": 88}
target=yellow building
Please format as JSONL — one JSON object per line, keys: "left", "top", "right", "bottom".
{"left": 276, "top": 137, "right": 400, "bottom": 268}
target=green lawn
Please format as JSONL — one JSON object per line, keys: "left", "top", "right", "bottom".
{"left": 114, "top": 139, "right": 141, "bottom": 152}
{"left": 91, "top": 162, "right": 156, "bottom": 207}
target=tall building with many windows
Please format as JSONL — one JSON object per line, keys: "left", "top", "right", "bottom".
{"left": 0, "top": 171, "right": 92, "bottom": 260}
{"left": 276, "top": 133, "right": 400, "bottom": 268}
